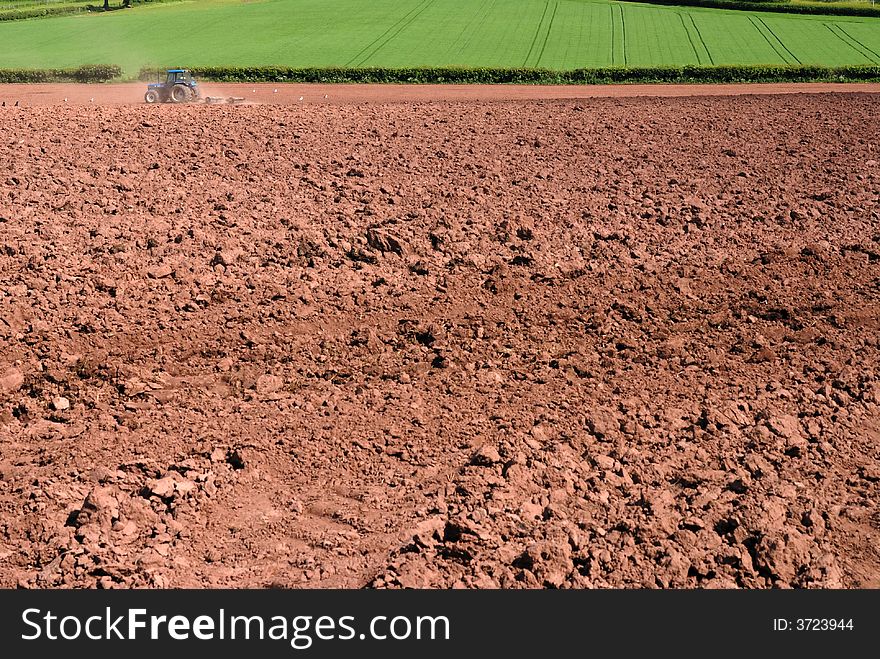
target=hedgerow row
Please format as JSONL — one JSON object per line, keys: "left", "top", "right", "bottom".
{"left": 135, "top": 64, "right": 880, "bottom": 84}
{"left": 0, "top": 65, "right": 122, "bottom": 83}
{"left": 619, "top": 0, "right": 880, "bottom": 19}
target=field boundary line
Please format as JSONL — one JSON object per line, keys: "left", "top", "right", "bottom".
{"left": 833, "top": 24, "right": 880, "bottom": 63}
{"left": 747, "top": 15, "right": 794, "bottom": 65}
{"left": 619, "top": 4, "right": 628, "bottom": 67}
{"left": 534, "top": 1, "right": 559, "bottom": 68}
{"left": 345, "top": 0, "right": 433, "bottom": 67}
{"left": 756, "top": 16, "right": 802, "bottom": 65}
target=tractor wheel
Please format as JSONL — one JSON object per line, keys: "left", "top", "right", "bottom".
{"left": 144, "top": 89, "right": 159, "bottom": 104}
{"left": 170, "top": 84, "right": 193, "bottom": 103}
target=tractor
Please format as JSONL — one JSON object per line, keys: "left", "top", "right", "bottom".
{"left": 144, "top": 69, "right": 201, "bottom": 104}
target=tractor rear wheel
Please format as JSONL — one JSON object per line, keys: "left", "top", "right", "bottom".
{"left": 170, "top": 84, "right": 193, "bottom": 103}
{"left": 144, "top": 89, "right": 159, "bottom": 104}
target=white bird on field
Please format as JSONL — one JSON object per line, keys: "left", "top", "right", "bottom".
{"left": 323, "top": 94, "right": 328, "bottom": 99}
{"left": 63, "top": 98, "right": 68, "bottom": 103}
{"left": 90, "top": 98, "right": 94, "bottom": 103}
{"left": 273, "top": 88, "right": 278, "bottom": 93}
{"left": 253, "top": 89, "right": 257, "bottom": 93}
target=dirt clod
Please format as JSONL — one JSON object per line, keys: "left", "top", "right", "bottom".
{"left": 0, "top": 367, "right": 23, "bottom": 392}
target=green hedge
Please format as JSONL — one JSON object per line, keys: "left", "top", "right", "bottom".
{"left": 137, "top": 65, "right": 880, "bottom": 85}
{"left": 0, "top": 0, "right": 182, "bottom": 22}
{"left": 0, "top": 6, "right": 84, "bottom": 22}
{"left": 0, "top": 65, "right": 122, "bottom": 83}
{"left": 620, "top": 0, "right": 880, "bottom": 18}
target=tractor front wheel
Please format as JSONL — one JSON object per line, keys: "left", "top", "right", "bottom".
{"left": 170, "top": 84, "right": 193, "bottom": 103}
{"left": 144, "top": 89, "right": 159, "bottom": 104}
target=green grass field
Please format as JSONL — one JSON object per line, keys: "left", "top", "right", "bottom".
{"left": 0, "top": 0, "right": 879, "bottom": 75}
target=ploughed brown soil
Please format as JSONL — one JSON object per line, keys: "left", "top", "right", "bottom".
{"left": 1, "top": 93, "right": 879, "bottom": 590}
{"left": 2, "top": 82, "right": 880, "bottom": 106}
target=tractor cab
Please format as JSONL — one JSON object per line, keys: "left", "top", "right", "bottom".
{"left": 144, "top": 68, "right": 200, "bottom": 104}
{"left": 165, "top": 69, "right": 194, "bottom": 86}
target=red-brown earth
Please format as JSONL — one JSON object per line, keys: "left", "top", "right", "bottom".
{"left": 0, "top": 92, "right": 878, "bottom": 589}
{"left": 1, "top": 82, "right": 880, "bottom": 106}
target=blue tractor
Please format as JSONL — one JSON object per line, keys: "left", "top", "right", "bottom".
{"left": 144, "top": 69, "right": 201, "bottom": 104}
